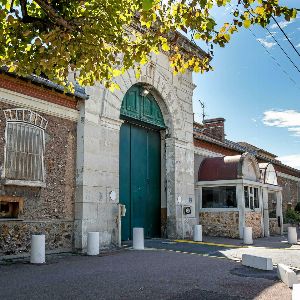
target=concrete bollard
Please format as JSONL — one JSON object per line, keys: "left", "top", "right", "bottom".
{"left": 293, "top": 284, "right": 300, "bottom": 300}
{"left": 243, "top": 227, "right": 253, "bottom": 245}
{"left": 193, "top": 225, "right": 202, "bottom": 242}
{"left": 133, "top": 227, "right": 144, "bottom": 250}
{"left": 242, "top": 254, "right": 273, "bottom": 271}
{"left": 30, "top": 234, "right": 45, "bottom": 264}
{"left": 277, "top": 264, "right": 298, "bottom": 288}
{"left": 288, "top": 227, "right": 298, "bottom": 244}
{"left": 87, "top": 232, "right": 100, "bottom": 255}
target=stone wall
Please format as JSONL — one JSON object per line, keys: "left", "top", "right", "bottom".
{"left": 0, "top": 101, "right": 76, "bottom": 256}
{"left": 0, "top": 221, "right": 73, "bottom": 255}
{"left": 277, "top": 176, "right": 299, "bottom": 214}
{"left": 269, "top": 218, "right": 281, "bottom": 235}
{"left": 199, "top": 211, "right": 239, "bottom": 238}
{"left": 245, "top": 212, "right": 263, "bottom": 238}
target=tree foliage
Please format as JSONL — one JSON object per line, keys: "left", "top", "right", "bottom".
{"left": 0, "top": 0, "right": 297, "bottom": 89}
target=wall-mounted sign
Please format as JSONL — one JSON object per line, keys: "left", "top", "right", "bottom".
{"left": 177, "top": 196, "right": 182, "bottom": 204}
{"left": 183, "top": 206, "right": 192, "bottom": 215}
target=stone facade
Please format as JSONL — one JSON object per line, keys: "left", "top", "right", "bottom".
{"left": 75, "top": 53, "right": 198, "bottom": 249}
{"left": 199, "top": 212, "right": 240, "bottom": 238}
{"left": 0, "top": 80, "right": 79, "bottom": 256}
{"left": 269, "top": 218, "right": 281, "bottom": 235}
{"left": 245, "top": 212, "right": 263, "bottom": 238}
{"left": 277, "top": 175, "right": 300, "bottom": 213}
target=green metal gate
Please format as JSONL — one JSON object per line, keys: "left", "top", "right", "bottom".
{"left": 119, "top": 85, "right": 165, "bottom": 240}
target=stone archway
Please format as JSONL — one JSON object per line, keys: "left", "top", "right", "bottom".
{"left": 119, "top": 84, "right": 166, "bottom": 240}
{"left": 76, "top": 58, "right": 197, "bottom": 250}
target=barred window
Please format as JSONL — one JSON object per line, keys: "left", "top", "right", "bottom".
{"left": 3, "top": 109, "right": 47, "bottom": 183}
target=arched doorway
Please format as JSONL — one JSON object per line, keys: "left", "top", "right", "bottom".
{"left": 119, "top": 84, "right": 166, "bottom": 240}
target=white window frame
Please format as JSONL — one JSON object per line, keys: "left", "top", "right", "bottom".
{"left": 244, "top": 185, "right": 260, "bottom": 210}
{"left": 3, "top": 108, "right": 47, "bottom": 187}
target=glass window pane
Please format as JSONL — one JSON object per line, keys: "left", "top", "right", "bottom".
{"left": 254, "top": 188, "right": 259, "bottom": 208}
{"left": 244, "top": 186, "right": 249, "bottom": 208}
{"left": 202, "top": 186, "right": 237, "bottom": 208}
{"left": 250, "top": 196, "right": 254, "bottom": 209}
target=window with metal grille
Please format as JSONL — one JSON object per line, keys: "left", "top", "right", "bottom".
{"left": 3, "top": 109, "right": 47, "bottom": 183}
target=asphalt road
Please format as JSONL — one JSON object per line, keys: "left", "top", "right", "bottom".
{"left": 0, "top": 249, "right": 291, "bottom": 300}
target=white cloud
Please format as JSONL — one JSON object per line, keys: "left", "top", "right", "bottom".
{"left": 296, "top": 43, "right": 300, "bottom": 48}
{"left": 263, "top": 110, "right": 300, "bottom": 127}
{"left": 270, "top": 20, "right": 294, "bottom": 29}
{"left": 257, "top": 38, "right": 276, "bottom": 48}
{"left": 263, "top": 110, "right": 300, "bottom": 137}
{"left": 265, "top": 31, "right": 277, "bottom": 39}
{"left": 288, "top": 127, "right": 300, "bottom": 136}
{"left": 278, "top": 154, "right": 300, "bottom": 170}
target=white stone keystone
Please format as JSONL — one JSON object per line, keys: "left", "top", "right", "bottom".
{"left": 193, "top": 225, "right": 202, "bottom": 242}
{"left": 277, "top": 264, "right": 298, "bottom": 288}
{"left": 288, "top": 227, "right": 298, "bottom": 244}
{"left": 133, "top": 228, "right": 144, "bottom": 250}
{"left": 30, "top": 234, "right": 45, "bottom": 264}
{"left": 242, "top": 254, "right": 273, "bottom": 271}
{"left": 87, "top": 232, "right": 100, "bottom": 256}
{"left": 243, "top": 227, "right": 253, "bottom": 245}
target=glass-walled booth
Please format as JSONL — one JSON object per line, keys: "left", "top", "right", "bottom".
{"left": 195, "top": 153, "right": 282, "bottom": 239}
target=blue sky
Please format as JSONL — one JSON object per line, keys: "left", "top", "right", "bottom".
{"left": 192, "top": 1, "right": 300, "bottom": 169}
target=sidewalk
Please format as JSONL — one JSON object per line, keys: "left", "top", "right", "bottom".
{"left": 179, "top": 233, "right": 300, "bottom": 269}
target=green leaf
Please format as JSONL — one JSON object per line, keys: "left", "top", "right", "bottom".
{"left": 142, "top": 0, "right": 154, "bottom": 11}
{"left": 224, "top": 34, "right": 230, "bottom": 41}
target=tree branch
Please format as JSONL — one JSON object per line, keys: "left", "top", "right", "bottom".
{"left": 33, "top": 0, "right": 73, "bottom": 31}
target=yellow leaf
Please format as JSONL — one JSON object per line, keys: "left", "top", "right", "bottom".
{"left": 112, "top": 69, "right": 122, "bottom": 77}
{"left": 243, "top": 19, "right": 251, "bottom": 29}
{"left": 8, "top": 65, "right": 16, "bottom": 72}
{"left": 162, "top": 43, "right": 170, "bottom": 51}
{"left": 254, "top": 6, "right": 264, "bottom": 15}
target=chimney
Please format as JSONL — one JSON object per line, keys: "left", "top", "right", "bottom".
{"left": 202, "top": 118, "right": 225, "bottom": 142}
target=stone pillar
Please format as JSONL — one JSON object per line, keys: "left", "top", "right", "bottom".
{"left": 75, "top": 86, "right": 121, "bottom": 251}
{"left": 276, "top": 191, "right": 284, "bottom": 235}
{"left": 237, "top": 184, "right": 245, "bottom": 239}
{"left": 165, "top": 138, "right": 196, "bottom": 239}
{"left": 262, "top": 188, "right": 270, "bottom": 237}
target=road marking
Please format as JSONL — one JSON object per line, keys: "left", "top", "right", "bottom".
{"left": 174, "top": 239, "right": 246, "bottom": 248}
{"left": 152, "top": 248, "right": 239, "bottom": 262}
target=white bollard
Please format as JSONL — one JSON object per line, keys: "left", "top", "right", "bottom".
{"left": 288, "top": 227, "right": 298, "bottom": 244}
{"left": 87, "top": 232, "right": 100, "bottom": 255}
{"left": 133, "top": 227, "right": 144, "bottom": 250}
{"left": 243, "top": 227, "right": 253, "bottom": 245}
{"left": 193, "top": 225, "right": 202, "bottom": 242}
{"left": 30, "top": 234, "right": 45, "bottom": 264}
{"left": 293, "top": 284, "right": 300, "bottom": 300}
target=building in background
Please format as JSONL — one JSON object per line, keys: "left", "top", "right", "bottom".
{"left": 194, "top": 118, "right": 300, "bottom": 238}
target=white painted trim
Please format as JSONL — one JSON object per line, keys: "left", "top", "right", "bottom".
{"left": 200, "top": 208, "right": 239, "bottom": 212}
{"left": 196, "top": 179, "right": 244, "bottom": 187}
{"left": 277, "top": 171, "right": 300, "bottom": 182}
{"left": 3, "top": 179, "right": 46, "bottom": 187}
{"left": 0, "top": 88, "right": 79, "bottom": 121}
